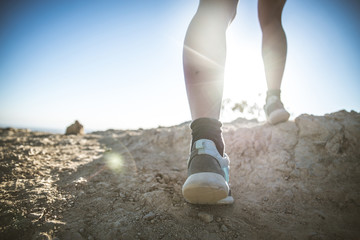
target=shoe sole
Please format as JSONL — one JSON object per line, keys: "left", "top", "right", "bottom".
{"left": 182, "top": 172, "right": 229, "bottom": 204}
{"left": 268, "top": 108, "right": 290, "bottom": 125}
{"left": 216, "top": 195, "right": 234, "bottom": 205}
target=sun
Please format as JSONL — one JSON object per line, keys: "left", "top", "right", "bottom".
{"left": 222, "top": 32, "right": 267, "bottom": 121}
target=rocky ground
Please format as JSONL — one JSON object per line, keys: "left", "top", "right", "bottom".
{"left": 1, "top": 110, "right": 359, "bottom": 240}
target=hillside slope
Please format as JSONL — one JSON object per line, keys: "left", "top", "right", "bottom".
{"left": 1, "top": 110, "right": 359, "bottom": 240}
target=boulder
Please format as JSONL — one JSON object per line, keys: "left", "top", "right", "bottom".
{"left": 65, "top": 120, "right": 84, "bottom": 135}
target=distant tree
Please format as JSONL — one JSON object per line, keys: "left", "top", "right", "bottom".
{"left": 222, "top": 97, "right": 264, "bottom": 121}
{"left": 232, "top": 100, "right": 262, "bottom": 119}
{"left": 222, "top": 93, "right": 293, "bottom": 121}
{"left": 231, "top": 100, "right": 248, "bottom": 113}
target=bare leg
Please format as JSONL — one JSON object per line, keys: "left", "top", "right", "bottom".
{"left": 258, "top": 0, "right": 289, "bottom": 124}
{"left": 183, "top": 0, "right": 238, "bottom": 120}
{"left": 182, "top": 1, "right": 238, "bottom": 204}
{"left": 258, "top": 0, "right": 287, "bottom": 91}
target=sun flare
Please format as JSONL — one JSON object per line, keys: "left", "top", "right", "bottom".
{"left": 104, "top": 152, "right": 124, "bottom": 173}
{"left": 222, "top": 32, "right": 267, "bottom": 121}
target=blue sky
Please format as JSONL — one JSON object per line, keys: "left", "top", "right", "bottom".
{"left": 1, "top": 0, "right": 359, "bottom": 131}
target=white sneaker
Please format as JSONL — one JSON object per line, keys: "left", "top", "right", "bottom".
{"left": 182, "top": 139, "right": 234, "bottom": 205}
{"left": 264, "top": 95, "right": 290, "bottom": 125}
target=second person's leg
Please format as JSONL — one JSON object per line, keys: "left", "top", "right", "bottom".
{"left": 258, "top": 0, "right": 290, "bottom": 124}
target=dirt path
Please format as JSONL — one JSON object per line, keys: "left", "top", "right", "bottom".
{"left": 1, "top": 110, "right": 359, "bottom": 240}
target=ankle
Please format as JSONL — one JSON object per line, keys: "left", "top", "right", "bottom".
{"left": 190, "top": 118, "right": 225, "bottom": 156}
{"left": 266, "top": 89, "right": 281, "bottom": 102}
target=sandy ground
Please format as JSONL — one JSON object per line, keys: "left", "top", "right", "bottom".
{"left": 1, "top": 110, "right": 360, "bottom": 240}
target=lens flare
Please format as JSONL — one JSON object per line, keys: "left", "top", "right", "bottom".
{"left": 104, "top": 152, "right": 123, "bottom": 172}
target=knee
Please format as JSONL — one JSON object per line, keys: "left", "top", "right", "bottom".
{"left": 258, "top": 0, "right": 286, "bottom": 31}
{"left": 198, "top": 0, "right": 238, "bottom": 24}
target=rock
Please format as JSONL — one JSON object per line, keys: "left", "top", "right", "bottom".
{"left": 28, "top": 212, "right": 42, "bottom": 219}
{"left": 221, "top": 224, "right": 228, "bottom": 232}
{"left": 65, "top": 120, "right": 84, "bottom": 135}
{"left": 27, "top": 148, "right": 38, "bottom": 156}
{"left": 172, "top": 195, "right": 181, "bottom": 203}
{"left": 143, "top": 211, "right": 156, "bottom": 221}
{"left": 198, "top": 212, "right": 213, "bottom": 223}
{"left": 141, "top": 190, "right": 169, "bottom": 211}
{"left": 34, "top": 232, "right": 51, "bottom": 240}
